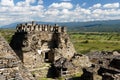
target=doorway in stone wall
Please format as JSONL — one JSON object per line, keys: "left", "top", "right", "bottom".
{"left": 44, "top": 51, "right": 54, "bottom": 63}
{"left": 45, "top": 52, "right": 49, "bottom": 62}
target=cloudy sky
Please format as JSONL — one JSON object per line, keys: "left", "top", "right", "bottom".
{"left": 0, "top": 0, "right": 120, "bottom": 26}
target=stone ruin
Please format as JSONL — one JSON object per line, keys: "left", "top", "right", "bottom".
{"left": 9, "top": 21, "right": 91, "bottom": 79}
{"left": 0, "top": 21, "right": 119, "bottom": 80}
{"left": 10, "top": 21, "right": 75, "bottom": 62}
{"left": 16, "top": 21, "right": 66, "bottom": 33}
{"left": 80, "top": 51, "right": 120, "bottom": 80}
{"left": 0, "top": 34, "right": 35, "bottom": 80}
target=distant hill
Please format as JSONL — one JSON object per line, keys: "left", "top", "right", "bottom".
{"left": 1, "top": 20, "right": 120, "bottom": 32}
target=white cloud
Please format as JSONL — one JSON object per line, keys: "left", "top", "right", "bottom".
{"left": 38, "top": 0, "right": 43, "bottom": 4}
{"left": 45, "top": 9, "right": 60, "bottom": 16}
{"left": 16, "top": 0, "right": 36, "bottom": 6}
{"left": 26, "top": 0, "right": 36, "bottom": 3}
{"left": 0, "top": 1, "right": 120, "bottom": 26}
{"left": 74, "top": 4, "right": 91, "bottom": 15}
{"left": 62, "top": 9, "right": 70, "bottom": 14}
{"left": 92, "top": 3, "right": 102, "bottom": 8}
{"left": 49, "top": 2, "right": 73, "bottom": 9}
{"left": 61, "top": 0, "right": 71, "bottom": 1}
{"left": 16, "top": 1, "right": 26, "bottom": 6}
{"left": 0, "top": 0, "right": 14, "bottom": 6}
{"left": 92, "top": 9, "right": 103, "bottom": 14}
{"left": 103, "top": 2, "right": 119, "bottom": 8}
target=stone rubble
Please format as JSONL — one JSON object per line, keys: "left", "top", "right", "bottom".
{"left": 0, "top": 34, "right": 35, "bottom": 80}
{"left": 80, "top": 51, "right": 120, "bottom": 80}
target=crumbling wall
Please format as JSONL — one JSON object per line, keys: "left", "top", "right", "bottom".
{"left": 10, "top": 22, "right": 76, "bottom": 78}
{"left": 16, "top": 21, "right": 66, "bottom": 33}
{"left": 0, "top": 34, "right": 35, "bottom": 80}
{"left": 81, "top": 51, "right": 120, "bottom": 80}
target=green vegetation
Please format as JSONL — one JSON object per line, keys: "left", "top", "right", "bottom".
{"left": 0, "top": 29, "right": 15, "bottom": 43}
{"left": 69, "top": 32, "right": 120, "bottom": 54}
{"left": 72, "top": 72, "right": 83, "bottom": 78}
{"left": 39, "top": 78, "right": 53, "bottom": 80}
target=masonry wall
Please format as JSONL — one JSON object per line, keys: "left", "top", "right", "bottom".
{"left": 0, "top": 35, "right": 35, "bottom": 80}
{"left": 16, "top": 21, "right": 66, "bottom": 33}
{"left": 10, "top": 21, "right": 76, "bottom": 78}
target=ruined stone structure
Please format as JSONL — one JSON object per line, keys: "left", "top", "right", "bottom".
{"left": 80, "top": 51, "right": 120, "bottom": 80}
{"left": 0, "top": 34, "right": 35, "bottom": 80}
{"left": 10, "top": 21, "right": 77, "bottom": 78}
{"left": 16, "top": 21, "right": 66, "bottom": 33}
{"left": 1, "top": 21, "right": 119, "bottom": 80}
{"left": 54, "top": 54, "right": 91, "bottom": 78}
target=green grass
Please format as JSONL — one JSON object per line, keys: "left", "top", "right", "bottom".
{"left": 39, "top": 78, "right": 53, "bottom": 80}
{"left": 69, "top": 32, "right": 120, "bottom": 54}
{"left": 0, "top": 29, "right": 15, "bottom": 43}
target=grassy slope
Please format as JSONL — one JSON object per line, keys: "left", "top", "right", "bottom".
{"left": 0, "top": 29, "right": 15, "bottom": 43}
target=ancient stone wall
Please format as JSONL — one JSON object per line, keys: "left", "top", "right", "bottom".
{"left": 16, "top": 21, "right": 66, "bottom": 33}
{"left": 0, "top": 34, "right": 35, "bottom": 80}
{"left": 10, "top": 21, "right": 76, "bottom": 78}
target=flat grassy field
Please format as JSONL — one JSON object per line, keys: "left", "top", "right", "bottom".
{"left": 0, "top": 29, "right": 120, "bottom": 54}
{"left": 69, "top": 32, "right": 120, "bottom": 54}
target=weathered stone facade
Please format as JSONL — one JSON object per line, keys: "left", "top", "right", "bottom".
{"left": 10, "top": 21, "right": 77, "bottom": 78}
{"left": 16, "top": 21, "right": 66, "bottom": 33}
{"left": 0, "top": 34, "right": 35, "bottom": 80}
{"left": 54, "top": 54, "right": 91, "bottom": 78}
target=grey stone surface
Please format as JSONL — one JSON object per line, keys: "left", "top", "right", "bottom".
{"left": 0, "top": 34, "right": 35, "bottom": 80}
{"left": 10, "top": 21, "right": 76, "bottom": 78}
{"left": 81, "top": 51, "right": 120, "bottom": 80}
{"left": 9, "top": 21, "right": 93, "bottom": 79}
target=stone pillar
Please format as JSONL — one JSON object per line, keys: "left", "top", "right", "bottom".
{"left": 33, "top": 26, "right": 36, "bottom": 31}
{"left": 61, "top": 26, "right": 67, "bottom": 32}
{"left": 50, "top": 26, "right": 53, "bottom": 32}
{"left": 25, "top": 23, "right": 28, "bottom": 31}
{"left": 42, "top": 24, "right": 45, "bottom": 31}
{"left": 23, "top": 25, "right": 26, "bottom": 32}
{"left": 58, "top": 26, "right": 61, "bottom": 32}
{"left": 38, "top": 25, "right": 40, "bottom": 31}
{"left": 21, "top": 24, "right": 23, "bottom": 30}
{"left": 25, "top": 23, "right": 28, "bottom": 26}
{"left": 35, "top": 24, "right": 39, "bottom": 31}
{"left": 45, "top": 25, "right": 47, "bottom": 31}
{"left": 31, "top": 25, "right": 34, "bottom": 31}
{"left": 26, "top": 26, "right": 30, "bottom": 31}
{"left": 21, "top": 25, "right": 25, "bottom": 32}
{"left": 56, "top": 26, "right": 59, "bottom": 32}
{"left": 55, "top": 24, "right": 57, "bottom": 27}
{"left": 41, "top": 25, "right": 43, "bottom": 31}
{"left": 47, "top": 25, "right": 50, "bottom": 32}
{"left": 53, "top": 26, "right": 55, "bottom": 32}
{"left": 54, "top": 24, "right": 59, "bottom": 32}
{"left": 19, "top": 24, "right": 22, "bottom": 32}
{"left": 32, "top": 21, "right": 35, "bottom": 26}
{"left": 39, "top": 25, "right": 42, "bottom": 31}
{"left": 54, "top": 24, "right": 56, "bottom": 32}
{"left": 25, "top": 23, "right": 28, "bottom": 32}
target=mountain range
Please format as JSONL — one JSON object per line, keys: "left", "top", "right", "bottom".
{"left": 1, "top": 20, "right": 120, "bottom": 32}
